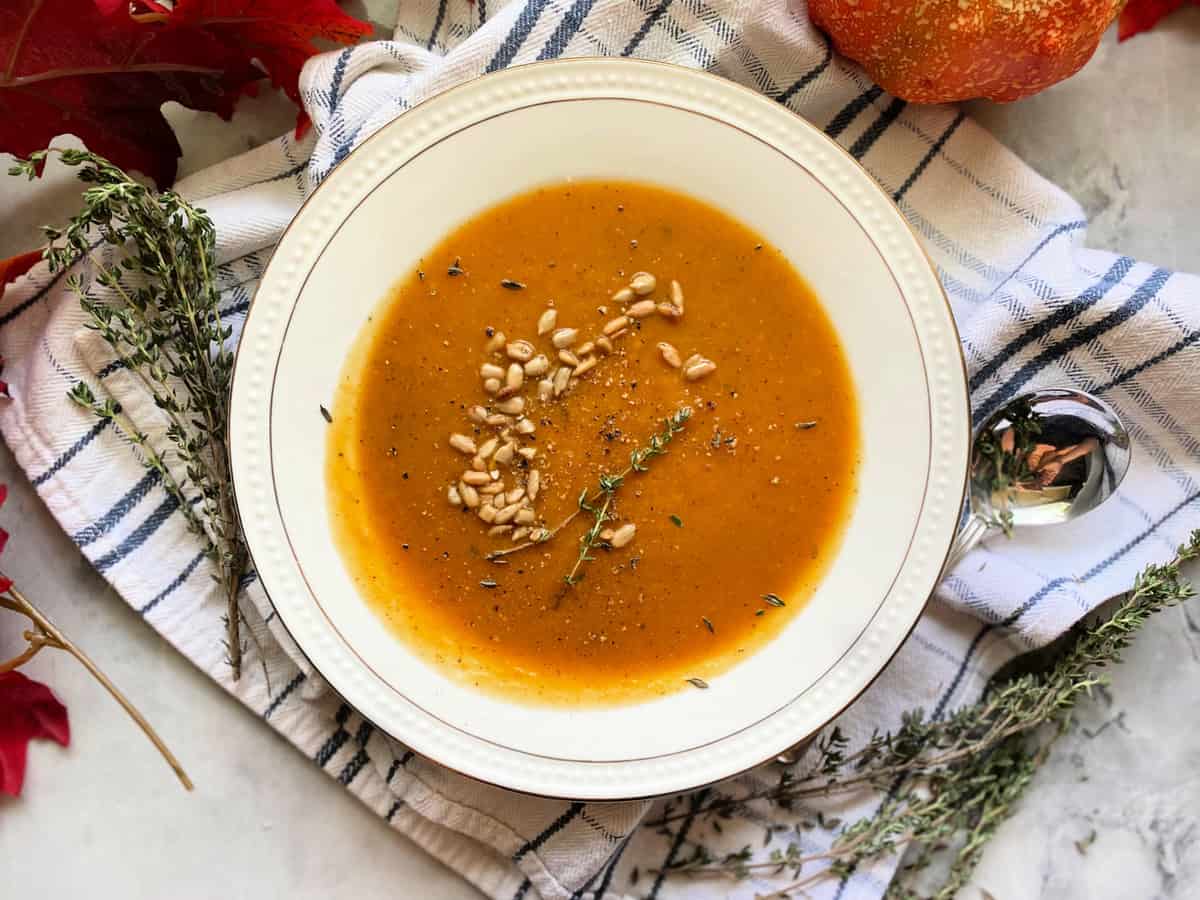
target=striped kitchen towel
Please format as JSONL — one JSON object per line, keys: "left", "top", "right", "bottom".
{"left": 2, "top": 1, "right": 1198, "bottom": 898}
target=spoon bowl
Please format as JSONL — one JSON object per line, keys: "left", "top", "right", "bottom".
{"left": 945, "top": 388, "right": 1131, "bottom": 571}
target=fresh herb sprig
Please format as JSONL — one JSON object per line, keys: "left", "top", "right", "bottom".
{"left": 486, "top": 405, "right": 692, "bottom": 565}
{"left": 12, "top": 149, "right": 249, "bottom": 679}
{"left": 650, "top": 528, "right": 1200, "bottom": 898}
{"left": 562, "top": 406, "right": 692, "bottom": 586}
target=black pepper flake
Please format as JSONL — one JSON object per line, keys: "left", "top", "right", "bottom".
{"left": 685, "top": 677, "right": 709, "bottom": 689}
{"left": 386, "top": 447, "right": 398, "bottom": 457}
{"left": 402, "top": 544, "right": 410, "bottom": 551}
{"left": 500, "top": 278, "right": 525, "bottom": 290}
{"left": 319, "top": 405, "right": 333, "bottom": 423}
{"left": 417, "top": 269, "right": 425, "bottom": 281}
{"left": 401, "top": 471, "right": 408, "bottom": 479}
{"left": 479, "top": 579, "right": 499, "bottom": 589}
{"left": 447, "top": 257, "right": 464, "bottom": 276}
{"left": 702, "top": 616, "right": 715, "bottom": 634}
{"left": 754, "top": 243, "right": 763, "bottom": 251}
{"left": 762, "top": 593, "right": 786, "bottom": 607}
{"left": 485, "top": 326, "right": 495, "bottom": 337}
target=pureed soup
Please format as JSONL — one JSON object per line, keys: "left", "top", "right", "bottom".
{"left": 327, "top": 181, "right": 859, "bottom": 705}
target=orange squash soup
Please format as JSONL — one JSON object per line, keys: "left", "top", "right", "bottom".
{"left": 327, "top": 181, "right": 858, "bottom": 705}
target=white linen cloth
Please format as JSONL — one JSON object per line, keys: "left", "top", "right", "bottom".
{"left": 2, "top": 1, "right": 1198, "bottom": 898}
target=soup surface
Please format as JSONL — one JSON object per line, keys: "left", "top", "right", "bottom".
{"left": 328, "top": 181, "right": 858, "bottom": 705}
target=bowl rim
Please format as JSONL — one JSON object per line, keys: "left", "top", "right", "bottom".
{"left": 229, "top": 56, "right": 971, "bottom": 799}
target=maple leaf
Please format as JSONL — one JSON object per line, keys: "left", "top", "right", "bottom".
{"left": 0, "top": 249, "right": 42, "bottom": 306}
{"left": 0, "top": 0, "right": 371, "bottom": 187}
{"left": 0, "top": 671, "right": 70, "bottom": 797}
{"left": 1118, "top": 0, "right": 1196, "bottom": 40}
{"left": 163, "top": 1, "right": 374, "bottom": 137}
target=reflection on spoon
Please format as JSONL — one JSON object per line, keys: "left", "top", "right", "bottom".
{"left": 943, "top": 388, "right": 1132, "bottom": 573}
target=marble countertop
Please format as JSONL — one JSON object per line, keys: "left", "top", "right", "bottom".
{"left": 3, "top": 13, "right": 1199, "bottom": 900}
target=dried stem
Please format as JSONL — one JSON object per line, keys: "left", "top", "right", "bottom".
{"left": 0, "top": 577, "right": 193, "bottom": 790}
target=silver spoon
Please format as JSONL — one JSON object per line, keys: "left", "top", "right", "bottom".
{"left": 942, "top": 388, "right": 1131, "bottom": 572}
{"left": 775, "top": 388, "right": 1129, "bottom": 767}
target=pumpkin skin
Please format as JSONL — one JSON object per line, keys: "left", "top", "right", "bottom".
{"left": 808, "top": 0, "right": 1124, "bottom": 103}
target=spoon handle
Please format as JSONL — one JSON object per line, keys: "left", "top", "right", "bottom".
{"left": 943, "top": 515, "right": 991, "bottom": 573}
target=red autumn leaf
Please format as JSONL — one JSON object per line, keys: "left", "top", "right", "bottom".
{"left": 0, "top": 0, "right": 263, "bottom": 188}
{"left": 0, "top": 0, "right": 371, "bottom": 188}
{"left": 0, "top": 249, "right": 44, "bottom": 303}
{"left": 164, "top": 0, "right": 374, "bottom": 137}
{"left": 0, "top": 671, "right": 70, "bottom": 796}
{"left": 1118, "top": 0, "right": 1194, "bottom": 40}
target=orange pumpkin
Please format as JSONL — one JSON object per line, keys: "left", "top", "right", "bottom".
{"left": 808, "top": 0, "right": 1124, "bottom": 103}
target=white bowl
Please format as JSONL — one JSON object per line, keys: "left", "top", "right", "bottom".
{"left": 229, "top": 58, "right": 969, "bottom": 799}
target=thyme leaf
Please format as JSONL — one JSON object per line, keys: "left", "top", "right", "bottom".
{"left": 20, "top": 149, "right": 249, "bottom": 679}
{"left": 650, "top": 529, "right": 1200, "bottom": 899}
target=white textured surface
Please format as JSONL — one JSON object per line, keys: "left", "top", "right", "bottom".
{"left": 3, "top": 15, "right": 1200, "bottom": 900}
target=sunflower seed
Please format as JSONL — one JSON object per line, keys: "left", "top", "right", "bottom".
{"left": 504, "top": 486, "right": 524, "bottom": 504}
{"left": 491, "top": 492, "right": 506, "bottom": 509}
{"left": 470, "top": 456, "right": 487, "bottom": 471}
{"left": 573, "top": 356, "right": 597, "bottom": 377}
{"left": 484, "top": 330, "right": 506, "bottom": 354}
{"left": 479, "top": 480, "right": 505, "bottom": 495}
{"left": 558, "top": 348, "right": 580, "bottom": 367}
{"left": 626, "top": 299, "right": 656, "bottom": 319}
{"left": 595, "top": 335, "right": 613, "bottom": 354}
{"left": 537, "top": 308, "right": 558, "bottom": 335}
{"left": 494, "top": 442, "right": 516, "bottom": 466}
{"left": 553, "top": 366, "right": 571, "bottom": 397}
{"left": 478, "top": 504, "right": 498, "bottom": 523}
{"left": 603, "top": 315, "right": 630, "bottom": 336}
{"left": 463, "top": 469, "right": 491, "bottom": 485}
{"left": 524, "top": 354, "right": 550, "bottom": 377}
{"left": 494, "top": 502, "right": 523, "bottom": 525}
{"left": 448, "top": 433, "right": 477, "bottom": 455}
{"left": 683, "top": 358, "right": 717, "bottom": 381}
{"left": 516, "top": 417, "right": 536, "bottom": 435}
{"left": 537, "top": 378, "right": 554, "bottom": 401}
{"left": 670, "top": 279, "right": 684, "bottom": 311}
{"left": 657, "top": 302, "right": 683, "bottom": 319}
{"left": 658, "top": 342, "right": 682, "bottom": 368}
{"left": 483, "top": 377, "right": 501, "bottom": 395}
{"left": 612, "top": 286, "right": 634, "bottom": 304}
{"left": 610, "top": 522, "right": 637, "bottom": 548}
{"left": 496, "top": 395, "right": 525, "bottom": 415}
{"left": 512, "top": 526, "right": 530, "bottom": 542}
{"left": 531, "top": 527, "right": 552, "bottom": 542}
{"left": 480, "top": 362, "right": 506, "bottom": 380}
{"left": 488, "top": 525, "right": 513, "bottom": 537}
{"left": 515, "top": 508, "right": 536, "bottom": 525}
{"left": 599, "top": 528, "right": 615, "bottom": 542}
{"left": 518, "top": 446, "right": 538, "bottom": 461}
{"left": 630, "top": 272, "right": 656, "bottom": 295}
{"left": 527, "top": 469, "right": 541, "bottom": 500}
{"left": 490, "top": 468, "right": 501, "bottom": 481}
{"left": 467, "top": 405, "right": 488, "bottom": 424}
{"left": 485, "top": 413, "right": 512, "bottom": 427}
{"left": 683, "top": 353, "right": 704, "bottom": 369}
{"left": 576, "top": 340, "right": 595, "bottom": 356}
{"left": 459, "top": 483, "right": 480, "bottom": 508}
{"left": 447, "top": 484, "right": 463, "bottom": 505}
{"left": 505, "top": 340, "right": 535, "bottom": 362}
{"left": 551, "top": 328, "right": 579, "bottom": 349}
{"left": 477, "top": 436, "right": 499, "bottom": 459}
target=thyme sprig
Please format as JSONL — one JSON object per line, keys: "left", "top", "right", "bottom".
{"left": 651, "top": 528, "right": 1200, "bottom": 898}
{"left": 11, "top": 149, "right": 249, "bottom": 679}
{"left": 486, "top": 405, "right": 692, "bottom": 564}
